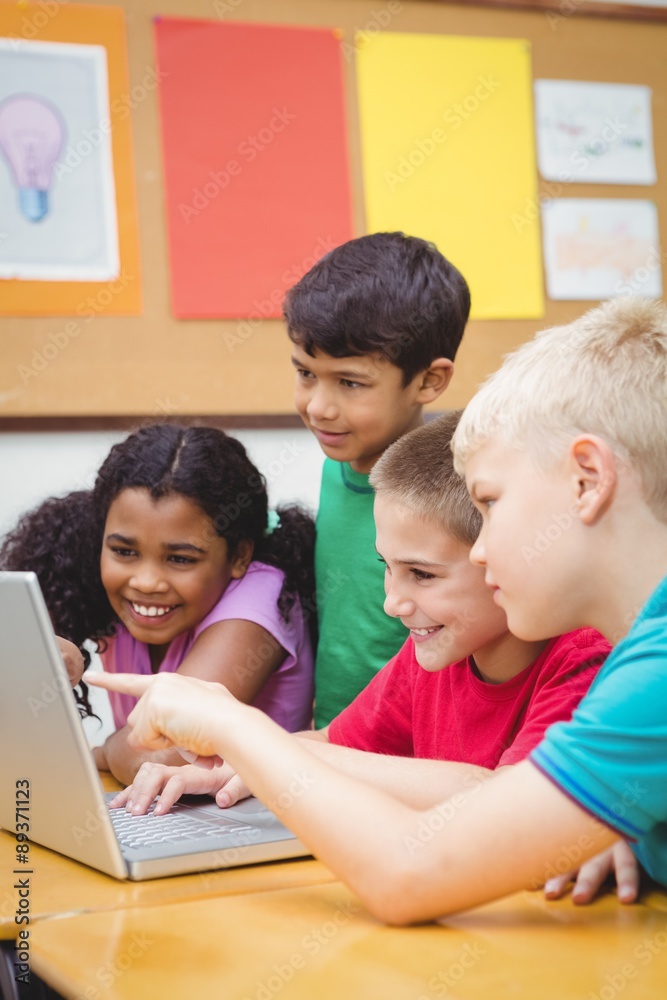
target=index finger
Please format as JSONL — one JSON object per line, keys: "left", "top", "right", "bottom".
{"left": 84, "top": 672, "right": 154, "bottom": 697}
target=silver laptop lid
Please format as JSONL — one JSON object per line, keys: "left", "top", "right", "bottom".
{"left": 0, "top": 572, "right": 128, "bottom": 878}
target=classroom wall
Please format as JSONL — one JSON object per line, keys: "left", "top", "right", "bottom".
{"left": 2, "top": 0, "right": 666, "bottom": 421}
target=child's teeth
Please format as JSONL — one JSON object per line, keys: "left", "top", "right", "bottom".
{"left": 133, "top": 603, "right": 172, "bottom": 617}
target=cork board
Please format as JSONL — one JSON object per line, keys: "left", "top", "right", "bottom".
{"left": 0, "top": 0, "right": 665, "bottom": 422}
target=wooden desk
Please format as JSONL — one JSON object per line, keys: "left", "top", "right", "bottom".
{"left": 0, "top": 831, "right": 334, "bottom": 942}
{"left": 28, "top": 882, "right": 667, "bottom": 1000}
{"left": 0, "top": 773, "right": 335, "bottom": 942}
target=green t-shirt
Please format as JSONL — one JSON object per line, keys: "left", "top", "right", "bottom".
{"left": 313, "top": 459, "right": 408, "bottom": 727}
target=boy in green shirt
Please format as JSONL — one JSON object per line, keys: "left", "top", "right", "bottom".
{"left": 284, "top": 231, "right": 470, "bottom": 724}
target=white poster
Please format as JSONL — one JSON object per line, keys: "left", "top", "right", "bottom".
{"left": 534, "top": 80, "right": 656, "bottom": 185}
{"left": 0, "top": 38, "right": 119, "bottom": 281}
{"left": 542, "top": 199, "right": 662, "bottom": 301}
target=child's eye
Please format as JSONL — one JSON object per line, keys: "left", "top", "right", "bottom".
{"left": 411, "top": 568, "right": 435, "bottom": 581}
{"left": 473, "top": 496, "right": 495, "bottom": 512}
{"left": 296, "top": 368, "right": 314, "bottom": 380}
{"left": 340, "top": 379, "right": 362, "bottom": 389}
{"left": 168, "top": 555, "right": 197, "bottom": 566}
{"left": 111, "top": 546, "right": 137, "bottom": 558}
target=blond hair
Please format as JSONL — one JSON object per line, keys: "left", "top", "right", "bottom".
{"left": 452, "top": 296, "right": 667, "bottom": 521}
{"left": 370, "top": 410, "right": 481, "bottom": 545}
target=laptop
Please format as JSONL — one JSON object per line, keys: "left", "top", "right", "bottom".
{"left": 0, "top": 572, "right": 309, "bottom": 880}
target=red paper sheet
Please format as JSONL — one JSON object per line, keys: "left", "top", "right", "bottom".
{"left": 154, "top": 17, "right": 353, "bottom": 319}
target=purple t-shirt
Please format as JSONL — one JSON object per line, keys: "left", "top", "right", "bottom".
{"left": 100, "top": 561, "right": 314, "bottom": 732}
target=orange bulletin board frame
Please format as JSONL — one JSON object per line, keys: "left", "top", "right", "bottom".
{"left": 0, "top": 2, "right": 141, "bottom": 318}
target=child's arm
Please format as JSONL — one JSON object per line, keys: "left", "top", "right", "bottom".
{"left": 89, "top": 672, "right": 617, "bottom": 924}
{"left": 98, "top": 619, "right": 287, "bottom": 784}
{"left": 112, "top": 737, "right": 494, "bottom": 816}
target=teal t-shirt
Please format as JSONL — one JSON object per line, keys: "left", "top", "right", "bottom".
{"left": 531, "top": 575, "right": 667, "bottom": 886}
{"left": 313, "top": 459, "right": 408, "bottom": 727}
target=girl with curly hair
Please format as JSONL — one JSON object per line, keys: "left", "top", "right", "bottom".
{"left": 1, "top": 424, "right": 316, "bottom": 786}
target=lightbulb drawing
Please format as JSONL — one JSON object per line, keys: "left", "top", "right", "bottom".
{"left": 0, "top": 94, "right": 65, "bottom": 222}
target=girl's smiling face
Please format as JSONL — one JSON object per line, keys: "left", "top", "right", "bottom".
{"left": 100, "top": 488, "right": 252, "bottom": 654}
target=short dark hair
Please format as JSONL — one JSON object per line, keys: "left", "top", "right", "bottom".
{"left": 370, "top": 410, "right": 481, "bottom": 546}
{"left": 283, "top": 232, "right": 470, "bottom": 385}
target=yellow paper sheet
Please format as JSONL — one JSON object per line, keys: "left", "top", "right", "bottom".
{"left": 356, "top": 32, "right": 544, "bottom": 319}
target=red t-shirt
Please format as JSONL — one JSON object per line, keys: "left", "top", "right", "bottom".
{"left": 328, "top": 630, "right": 609, "bottom": 768}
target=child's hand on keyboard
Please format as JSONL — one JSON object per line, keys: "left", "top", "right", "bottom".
{"left": 110, "top": 759, "right": 252, "bottom": 816}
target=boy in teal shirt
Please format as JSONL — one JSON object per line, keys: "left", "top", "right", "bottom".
{"left": 283, "top": 232, "right": 470, "bottom": 725}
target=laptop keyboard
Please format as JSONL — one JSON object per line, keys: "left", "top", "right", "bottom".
{"left": 109, "top": 804, "right": 253, "bottom": 850}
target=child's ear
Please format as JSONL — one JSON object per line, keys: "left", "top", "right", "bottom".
{"left": 569, "top": 435, "right": 617, "bottom": 525}
{"left": 230, "top": 539, "right": 255, "bottom": 578}
{"left": 415, "top": 358, "right": 454, "bottom": 404}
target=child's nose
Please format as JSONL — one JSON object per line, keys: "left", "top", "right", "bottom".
{"left": 129, "top": 564, "right": 169, "bottom": 594}
{"left": 306, "top": 385, "right": 338, "bottom": 422}
{"left": 469, "top": 534, "right": 486, "bottom": 567}
{"left": 383, "top": 580, "right": 414, "bottom": 619}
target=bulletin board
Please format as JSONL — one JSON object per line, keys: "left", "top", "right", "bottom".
{"left": 0, "top": 0, "right": 666, "bottom": 423}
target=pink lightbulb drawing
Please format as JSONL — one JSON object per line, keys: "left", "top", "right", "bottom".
{"left": 0, "top": 94, "right": 65, "bottom": 222}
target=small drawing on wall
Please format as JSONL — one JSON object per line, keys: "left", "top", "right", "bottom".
{"left": 534, "top": 80, "right": 656, "bottom": 186}
{"left": 541, "top": 198, "right": 662, "bottom": 301}
{"left": 0, "top": 38, "right": 119, "bottom": 281}
{"left": 0, "top": 94, "right": 65, "bottom": 223}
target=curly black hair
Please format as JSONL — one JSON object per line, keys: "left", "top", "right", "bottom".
{"left": 0, "top": 425, "right": 317, "bottom": 708}
{"left": 0, "top": 490, "right": 113, "bottom": 717}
